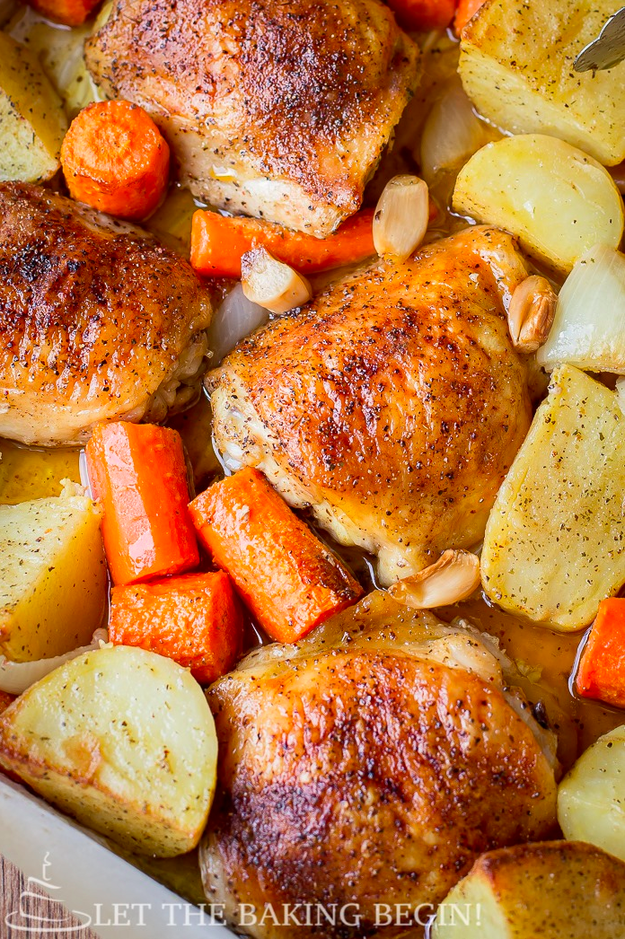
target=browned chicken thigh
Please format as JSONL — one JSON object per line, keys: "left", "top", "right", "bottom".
{"left": 86, "top": 0, "right": 420, "bottom": 236}
{"left": 0, "top": 183, "right": 212, "bottom": 447}
{"left": 201, "top": 592, "right": 558, "bottom": 939}
{"left": 209, "top": 226, "right": 532, "bottom": 584}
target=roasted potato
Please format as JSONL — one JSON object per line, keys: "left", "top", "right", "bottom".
{"left": 558, "top": 725, "right": 625, "bottom": 863}
{"left": 481, "top": 365, "right": 625, "bottom": 631}
{"left": 0, "top": 32, "right": 67, "bottom": 183}
{"left": 0, "top": 486, "right": 106, "bottom": 661}
{"left": 431, "top": 840, "right": 625, "bottom": 938}
{"left": 452, "top": 134, "right": 624, "bottom": 274}
{"left": 459, "top": 0, "right": 625, "bottom": 166}
{"left": 0, "top": 646, "right": 218, "bottom": 856}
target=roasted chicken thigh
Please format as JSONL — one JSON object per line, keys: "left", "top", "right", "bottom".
{"left": 201, "top": 592, "right": 558, "bottom": 939}
{"left": 86, "top": 0, "right": 420, "bottom": 236}
{"left": 209, "top": 226, "right": 532, "bottom": 584}
{"left": 0, "top": 183, "right": 212, "bottom": 446}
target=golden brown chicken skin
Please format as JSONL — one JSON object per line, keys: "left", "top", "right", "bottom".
{"left": 209, "top": 226, "right": 532, "bottom": 584}
{"left": 86, "top": 0, "right": 420, "bottom": 236}
{"left": 201, "top": 593, "right": 558, "bottom": 939}
{"left": 0, "top": 183, "right": 212, "bottom": 447}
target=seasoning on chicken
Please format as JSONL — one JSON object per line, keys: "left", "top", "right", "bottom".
{"left": 0, "top": 183, "right": 212, "bottom": 447}
{"left": 85, "top": 0, "right": 420, "bottom": 237}
{"left": 209, "top": 226, "right": 533, "bottom": 585}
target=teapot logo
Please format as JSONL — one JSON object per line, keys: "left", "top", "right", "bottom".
{"left": 5, "top": 853, "right": 92, "bottom": 934}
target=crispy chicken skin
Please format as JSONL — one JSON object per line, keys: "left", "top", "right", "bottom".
{"left": 85, "top": 0, "right": 420, "bottom": 236}
{"left": 209, "top": 226, "right": 532, "bottom": 584}
{"left": 201, "top": 592, "right": 558, "bottom": 939}
{"left": 0, "top": 183, "right": 212, "bottom": 447}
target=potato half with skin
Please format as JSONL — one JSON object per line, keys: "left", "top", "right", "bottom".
{"left": 0, "top": 646, "right": 218, "bottom": 856}
{"left": 431, "top": 840, "right": 625, "bottom": 938}
{"left": 452, "top": 134, "right": 624, "bottom": 274}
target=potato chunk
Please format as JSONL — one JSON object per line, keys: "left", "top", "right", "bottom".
{"left": 452, "top": 134, "right": 624, "bottom": 274}
{"left": 0, "top": 32, "right": 67, "bottom": 182}
{"left": 0, "top": 646, "right": 218, "bottom": 856}
{"left": 459, "top": 0, "right": 625, "bottom": 166}
{"left": 431, "top": 840, "right": 625, "bottom": 938}
{"left": 0, "top": 488, "right": 106, "bottom": 661}
{"left": 481, "top": 365, "right": 625, "bottom": 631}
{"left": 558, "top": 725, "right": 625, "bottom": 863}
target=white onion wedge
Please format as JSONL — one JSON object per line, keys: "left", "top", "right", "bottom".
{"left": 241, "top": 248, "right": 312, "bottom": 315}
{"left": 420, "top": 79, "right": 491, "bottom": 184}
{"left": 0, "top": 630, "right": 109, "bottom": 695}
{"left": 373, "top": 175, "right": 429, "bottom": 262}
{"left": 207, "top": 282, "right": 269, "bottom": 365}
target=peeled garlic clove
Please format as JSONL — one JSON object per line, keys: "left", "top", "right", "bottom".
{"left": 241, "top": 247, "right": 312, "bottom": 315}
{"left": 388, "top": 549, "right": 480, "bottom": 609}
{"left": 508, "top": 275, "right": 557, "bottom": 353}
{"left": 373, "top": 174, "right": 429, "bottom": 263}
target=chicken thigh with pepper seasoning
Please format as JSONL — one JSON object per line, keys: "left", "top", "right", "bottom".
{"left": 85, "top": 0, "right": 420, "bottom": 236}
{"left": 0, "top": 182, "right": 212, "bottom": 447}
{"left": 209, "top": 226, "right": 533, "bottom": 584}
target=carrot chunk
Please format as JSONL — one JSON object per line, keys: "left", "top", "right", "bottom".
{"left": 61, "top": 101, "right": 170, "bottom": 221}
{"left": 454, "top": 0, "right": 487, "bottom": 33}
{"left": 109, "top": 571, "right": 242, "bottom": 684}
{"left": 385, "top": 0, "right": 456, "bottom": 32}
{"left": 27, "top": 0, "right": 100, "bottom": 26}
{"left": 188, "top": 468, "right": 363, "bottom": 644}
{"left": 86, "top": 422, "right": 199, "bottom": 586}
{"left": 576, "top": 598, "right": 625, "bottom": 708}
{"left": 190, "top": 209, "right": 376, "bottom": 279}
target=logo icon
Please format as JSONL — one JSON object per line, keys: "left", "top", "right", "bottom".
{"left": 5, "top": 853, "right": 92, "bottom": 934}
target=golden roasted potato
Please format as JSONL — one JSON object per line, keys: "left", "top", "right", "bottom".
{"left": 0, "top": 32, "right": 67, "bottom": 183}
{"left": 459, "top": 0, "right": 625, "bottom": 166}
{"left": 0, "top": 487, "right": 107, "bottom": 661}
{"left": 0, "top": 646, "right": 218, "bottom": 856}
{"left": 481, "top": 365, "right": 625, "bottom": 631}
{"left": 431, "top": 840, "right": 625, "bottom": 938}
{"left": 558, "top": 725, "right": 625, "bottom": 863}
{"left": 452, "top": 135, "right": 624, "bottom": 274}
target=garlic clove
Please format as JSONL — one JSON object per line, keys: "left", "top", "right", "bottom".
{"left": 508, "top": 275, "right": 557, "bottom": 353}
{"left": 241, "top": 247, "right": 312, "bottom": 315}
{"left": 373, "top": 174, "right": 429, "bottom": 263}
{"left": 388, "top": 549, "right": 481, "bottom": 609}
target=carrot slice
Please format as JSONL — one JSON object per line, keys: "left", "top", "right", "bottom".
{"left": 576, "top": 598, "right": 625, "bottom": 708}
{"left": 454, "top": 0, "right": 487, "bottom": 33}
{"left": 86, "top": 422, "right": 199, "bottom": 586}
{"left": 188, "top": 468, "right": 363, "bottom": 644}
{"left": 61, "top": 101, "right": 170, "bottom": 221}
{"left": 109, "top": 571, "right": 242, "bottom": 684}
{"left": 191, "top": 209, "right": 376, "bottom": 279}
{"left": 385, "top": 0, "right": 456, "bottom": 31}
{"left": 27, "top": 0, "right": 100, "bottom": 26}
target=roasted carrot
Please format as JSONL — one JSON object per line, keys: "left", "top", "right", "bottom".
{"left": 188, "top": 468, "right": 363, "bottom": 644}
{"left": 454, "top": 0, "right": 487, "bottom": 33}
{"left": 109, "top": 571, "right": 242, "bottom": 684}
{"left": 86, "top": 422, "right": 199, "bottom": 586}
{"left": 191, "top": 209, "right": 376, "bottom": 279}
{"left": 384, "top": 0, "right": 456, "bottom": 31}
{"left": 27, "top": 0, "right": 100, "bottom": 26}
{"left": 576, "top": 598, "right": 625, "bottom": 708}
{"left": 61, "top": 101, "right": 170, "bottom": 221}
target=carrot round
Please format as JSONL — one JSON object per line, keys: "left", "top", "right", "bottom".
{"left": 188, "top": 467, "right": 363, "bottom": 644}
{"left": 27, "top": 0, "right": 100, "bottom": 26}
{"left": 384, "top": 0, "right": 456, "bottom": 32}
{"left": 454, "top": 0, "right": 487, "bottom": 33}
{"left": 86, "top": 422, "right": 199, "bottom": 586}
{"left": 576, "top": 598, "right": 625, "bottom": 708}
{"left": 61, "top": 101, "right": 170, "bottom": 221}
{"left": 109, "top": 571, "right": 242, "bottom": 685}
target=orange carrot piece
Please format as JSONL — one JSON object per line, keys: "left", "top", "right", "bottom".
{"left": 191, "top": 209, "right": 376, "bottom": 279}
{"left": 86, "top": 422, "right": 199, "bottom": 586}
{"left": 385, "top": 0, "right": 456, "bottom": 31}
{"left": 454, "top": 0, "right": 487, "bottom": 33}
{"left": 27, "top": 0, "right": 100, "bottom": 26}
{"left": 109, "top": 571, "right": 242, "bottom": 684}
{"left": 576, "top": 598, "right": 625, "bottom": 708}
{"left": 61, "top": 101, "right": 170, "bottom": 221}
{"left": 188, "top": 468, "right": 363, "bottom": 644}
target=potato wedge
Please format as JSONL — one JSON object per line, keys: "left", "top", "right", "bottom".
{"left": 431, "top": 840, "right": 625, "bottom": 938}
{"left": 459, "top": 0, "right": 625, "bottom": 166}
{"left": 558, "top": 725, "right": 625, "bottom": 862}
{"left": 0, "top": 32, "right": 67, "bottom": 183}
{"left": 0, "top": 646, "right": 218, "bottom": 856}
{"left": 481, "top": 365, "right": 625, "bottom": 631}
{"left": 0, "top": 487, "right": 106, "bottom": 661}
{"left": 452, "top": 134, "right": 624, "bottom": 274}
